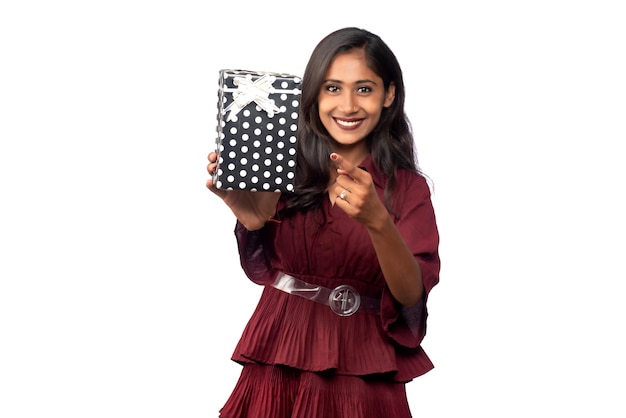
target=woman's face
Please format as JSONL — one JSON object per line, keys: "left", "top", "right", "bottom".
{"left": 317, "top": 48, "right": 395, "bottom": 155}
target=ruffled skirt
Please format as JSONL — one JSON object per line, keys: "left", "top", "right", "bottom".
{"left": 219, "top": 363, "right": 412, "bottom": 418}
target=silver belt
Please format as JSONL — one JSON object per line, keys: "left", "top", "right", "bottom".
{"left": 271, "top": 273, "right": 380, "bottom": 316}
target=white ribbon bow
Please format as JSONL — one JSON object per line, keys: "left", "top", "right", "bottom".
{"left": 224, "top": 74, "right": 282, "bottom": 122}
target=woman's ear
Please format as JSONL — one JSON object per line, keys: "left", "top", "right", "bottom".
{"left": 384, "top": 82, "right": 396, "bottom": 108}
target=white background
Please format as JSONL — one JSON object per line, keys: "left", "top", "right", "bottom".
{"left": 1, "top": 1, "right": 625, "bottom": 417}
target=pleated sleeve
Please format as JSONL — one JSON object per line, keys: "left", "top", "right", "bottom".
{"left": 234, "top": 221, "right": 277, "bottom": 286}
{"left": 380, "top": 172, "right": 440, "bottom": 348}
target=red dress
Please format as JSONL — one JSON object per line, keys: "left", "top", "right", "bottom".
{"left": 220, "top": 157, "right": 440, "bottom": 418}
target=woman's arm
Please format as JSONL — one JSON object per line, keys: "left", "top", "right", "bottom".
{"left": 330, "top": 153, "right": 425, "bottom": 307}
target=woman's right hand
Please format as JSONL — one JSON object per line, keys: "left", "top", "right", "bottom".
{"left": 206, "top": 152, "right": 281, "bottom": 231}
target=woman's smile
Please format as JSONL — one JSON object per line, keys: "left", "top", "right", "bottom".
{"left": 334, "top": 117, "right": 364, "bottom": 130}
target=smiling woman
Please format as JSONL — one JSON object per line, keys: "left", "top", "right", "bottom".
{"left": 317, "top": 48, "right": 396, "bottom": 163}
{"left": 206, "top": 27, "right": 440, "bottom": 418}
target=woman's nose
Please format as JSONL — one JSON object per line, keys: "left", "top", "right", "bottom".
{"left": 339, "top": 93, "right": 358, "bottom": 113}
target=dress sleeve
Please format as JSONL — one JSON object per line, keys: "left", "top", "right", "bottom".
{"left": 234, "top": 220, "right": 277, "bottom": 285}
{"left": 380, "top": 174, "right": 440, "bottom": 348}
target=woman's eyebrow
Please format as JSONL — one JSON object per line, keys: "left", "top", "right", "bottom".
{"left": 322, "top": 78, "right": 378, "bottom": 85}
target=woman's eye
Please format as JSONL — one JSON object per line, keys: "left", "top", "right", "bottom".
{"left": 326, "top": 85, "right": 339, "bottom": 93}
{"left": 357, "top": 86, "right": 372, "bottom": 94}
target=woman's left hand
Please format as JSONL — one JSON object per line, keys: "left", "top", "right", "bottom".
{"left": 331, "top": 153, "right": 424, "bottom": 306}
{"left": 330, "top": 153, "right": 389, "bottom": 231}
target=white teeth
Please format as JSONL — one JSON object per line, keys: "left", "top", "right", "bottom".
{"left": 336, "top": 119, "right": 361, "bottom": 127}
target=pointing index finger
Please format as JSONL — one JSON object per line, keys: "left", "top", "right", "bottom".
{"left": 330, "top": 152, "right": 363, "bottom": 181}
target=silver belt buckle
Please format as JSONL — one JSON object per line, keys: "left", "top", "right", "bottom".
{"left": 328, "top": 285, "right": 361, "bottom": 316}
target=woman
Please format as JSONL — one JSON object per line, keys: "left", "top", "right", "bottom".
{"left": 207, "top": 27, "right": 440, "bottom": 418}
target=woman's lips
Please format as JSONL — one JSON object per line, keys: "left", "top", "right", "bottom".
{"left": 334, "top": 117, "right": 363, "bottom": 130}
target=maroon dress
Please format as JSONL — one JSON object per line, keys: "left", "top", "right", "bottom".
{"left": 219, "top": 157, "right": 440, "bottom": 418}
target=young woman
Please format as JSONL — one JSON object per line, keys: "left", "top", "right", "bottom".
{"left": 207, "top": 27, "right": 440, "bottom": 418}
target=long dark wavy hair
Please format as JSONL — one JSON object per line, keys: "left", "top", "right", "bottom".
{"left": 283, "top": 27, "right": 421, "bottom": 217}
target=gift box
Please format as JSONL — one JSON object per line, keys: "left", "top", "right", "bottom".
{"left": 213, "top": 69, "right": 302, "bottom": 192}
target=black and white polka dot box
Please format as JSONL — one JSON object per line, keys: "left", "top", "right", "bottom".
{"left": 213, "top": 69, "right": 301, "bottom": 192}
